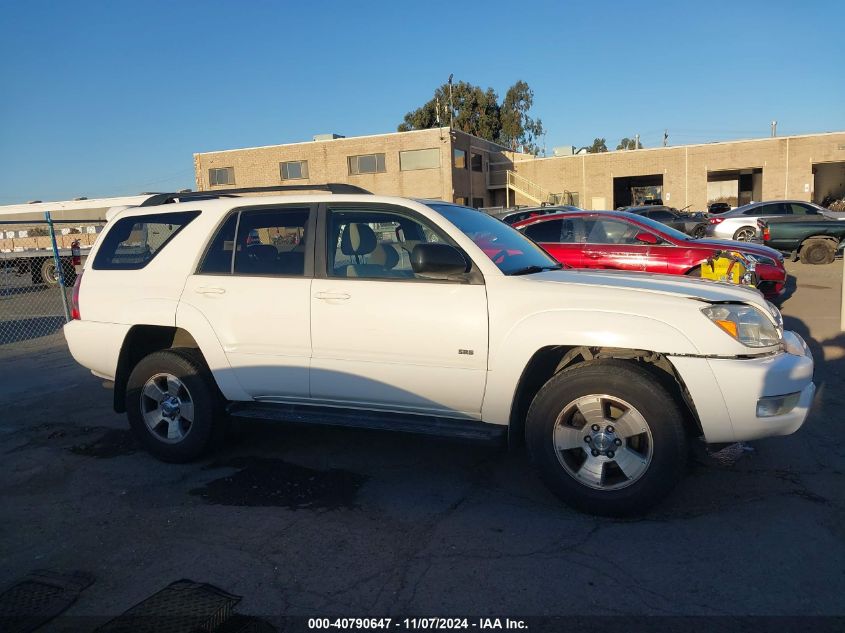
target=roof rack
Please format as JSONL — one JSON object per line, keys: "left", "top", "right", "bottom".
{"left": 139, "top": 183, "right": 371, "bottom": 207}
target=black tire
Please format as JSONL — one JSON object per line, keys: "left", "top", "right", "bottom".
{"left": 684, "top": 265, "right": 701, "bottom": 277}
{"left": 799, "top": 238, "right": 836, "bottom": 265}
{"left": 525, "top": 360, "right": 688, "bottom": 517}
{"left": 692, "top": 225, "right": 706, "bottom": 239}
{"left": 125, "top": 348, "right": 224, "bottom": 463}
{"left": 732, "top": 226, "right": 757, "bottom": 241}
{"left": 40, "top": 258, "right": 59, "bottom": 286}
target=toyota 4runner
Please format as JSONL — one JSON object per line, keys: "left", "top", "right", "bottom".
{"left": 63, "top": 187, "right": 815, "bottom": 516}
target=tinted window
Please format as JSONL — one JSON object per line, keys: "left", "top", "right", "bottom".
{"left": 326, "top": 208, "right": 452, "bottom": 280}
{"left": 523, "top": 218, "right": 582, "bottom": 243}
{"left": 233, "top": 208, "right": 309, "bottom": 276}
{"left": 93, "top": 211, "right": 200, "bottom": 270}
{"left": 454, "top": 149, "right": 467, "bottom": 169}
{"left": 471, "top": 153, "right": 483, "bottom": 172}
{"left": 649, "top": 210, "right": 676, "bottom": 222}
{"left": 786, "top": 203, "right": 818, "bottom": 216}
{"left": 583, "top": 218, "right": 643, "bottom": 245}
{"left": 199, "top": 214, "right": 238, "bottom": 274}
{"left": 747, "top": 203, "right": 786, "bottom": 216}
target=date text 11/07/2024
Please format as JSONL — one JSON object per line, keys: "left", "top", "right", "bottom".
{"left": 307, "top": 617, "right": 528, "bottom": 630}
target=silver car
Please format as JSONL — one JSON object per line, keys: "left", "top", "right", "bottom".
{"left": 705, "top": 200, "right": 845, "bottom": 241}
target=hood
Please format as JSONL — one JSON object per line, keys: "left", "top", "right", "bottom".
{"left": 691, "top": 238, "right": 782, "bottom": 259}
{"left": 529, "top": 268, "right": 769, "bottom": 307}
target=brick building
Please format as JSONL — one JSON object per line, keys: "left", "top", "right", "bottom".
{"left": 194, "top": 129, "right": 845, "bottom": 211}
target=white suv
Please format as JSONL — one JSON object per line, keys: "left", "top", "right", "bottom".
{"left": 63, "top": 188, "right": 815, "bottom": 516}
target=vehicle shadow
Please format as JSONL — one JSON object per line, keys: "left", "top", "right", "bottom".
{"left": 774, "top": 273, "right": 798, "bottom": 307}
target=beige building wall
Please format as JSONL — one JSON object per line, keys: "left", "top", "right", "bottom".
{"left": 510, "top": 132, "right": 845, "bottom": 210}
{"left": 195, "top": 129, "right": 845, "bottom": 211}
{"left": 194, "top": 128, "right": 454, "bottom": 201}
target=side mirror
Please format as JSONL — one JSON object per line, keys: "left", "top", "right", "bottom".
{"left": 635, "top": 232, "right": 659, "bottom": 245}
{"left": 411, "top": 243, "right": 469, "bottom": 276}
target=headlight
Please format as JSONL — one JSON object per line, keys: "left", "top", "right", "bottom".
{"left": 701, "top": 304, "right": 782, "bottom": 347}
{"left": 743, "top": 253, "right": 776, "bottom": 266}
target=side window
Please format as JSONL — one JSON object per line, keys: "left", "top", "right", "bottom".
{"left": 199, "top": 214, "right": 238, "bottom": 274}
{"left": 326, "top": 207, "right": 455, "bottom": 280}
{"left": 583, "top": 218, "right": 642, "bottom": 245}
{"left": 233, "top": 208, "right": 310, "bottom": 276}
{"left": 524, "top": 220, "right": 564, "bottom": 243}
{"left": 93, "top": 211, "right": 200, "bottom": 270}
{"left": 788, "top": 203, "right": 818, "bottom": 216}
{"left": 650, "top": 210, "right": 675, "bottom": 222}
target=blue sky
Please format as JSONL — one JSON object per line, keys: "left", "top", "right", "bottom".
{"left": 1, "top": 0, "right": 843, "bottom": 204}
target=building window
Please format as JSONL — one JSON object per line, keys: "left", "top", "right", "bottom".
{"left": 209, "top": 167, "right": 235, "bottom": 186}
{"left": 348, "top": 153, "right": 386, "bottom": 175}
{"left": 471, "top": 152, "right": 483, "bottom": 172}
{"left": 280, "top": 160, "right": 309, "bottom": 180}
{"left": 399, "top": 148, "right": 440, "bottom": 171}
{"left": 454, "top": 149, "right": 467, "bottom": 169}
{"left": 472, "top": 197, "right": 484, "bottom": 209}
{"left": 454, "top": 196, "right": 467, "bottom": 206}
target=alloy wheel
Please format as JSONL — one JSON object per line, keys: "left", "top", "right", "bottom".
{"left": 140, "top": 373, "right": 195, "bottom": 443}
{"left": 552, "top": 394, "right": 653, "bottom": 490}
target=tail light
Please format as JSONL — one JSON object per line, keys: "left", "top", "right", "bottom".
{"left": 763, "top": 227, "right": 770, "bottom": 241}
{"left": 70, "top": 271, "right": 83, "bottom": 320}
{"left": 708, "top": 217, "right": 724, "bottom": 225}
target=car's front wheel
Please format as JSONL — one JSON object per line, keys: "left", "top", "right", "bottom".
{"left": 126, "top": 348, "right": 224, "bottom": 463}
{"left": 526, "top": 360, "right": 688, "bottom": 517}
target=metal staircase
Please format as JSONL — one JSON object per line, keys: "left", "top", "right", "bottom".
{"left": 488, "top": 169, "right": 575, "bottom": 206}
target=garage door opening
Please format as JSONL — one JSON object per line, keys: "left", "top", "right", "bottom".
{"left": 613, "top": 175, "right": 663, "bottom": 209}
{"left": 813, "top": 162, "right": 845, "bottom": 205}
{"left": 707, "top": 168, "right": 762, "bottom": 209}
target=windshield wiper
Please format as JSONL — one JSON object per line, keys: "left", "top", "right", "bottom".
{"left": 508, "top": 264, "right": 562, "bottom": 276}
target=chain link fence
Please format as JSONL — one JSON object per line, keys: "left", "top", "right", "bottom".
{"left": 0, "top": 215, "right": 104, "bottom": 346}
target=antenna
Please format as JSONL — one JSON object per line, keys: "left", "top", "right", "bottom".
{"left": 447, "top": 73, "right": 454, "bottom": 128}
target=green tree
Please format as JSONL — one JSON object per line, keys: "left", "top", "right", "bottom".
{"left": 586, "top": 138, "right": 608, "bottom": 153}
{"left": 498, "top": 80, "right": 545, "bottom": 154}
{"left": 398, "top": 81, "right": 501, "bottom": 141}
{"left": 397, "top": 79, "right": 545, "bottom": 153}
{"left": 616, "top": 137, "right": 642, "bottom": 150}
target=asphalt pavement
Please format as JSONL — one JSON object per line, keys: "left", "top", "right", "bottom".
{"left": 0, "top": 260, "right": 843, "bottom": 630}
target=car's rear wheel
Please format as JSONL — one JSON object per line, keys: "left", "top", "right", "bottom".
{"left": 692, "top": 225, "right": 706, "bottom": 239}
{"left": 799, "top": 238, "right": 836, "bottom": 265}
{"left": 525, "top": 360, "right": 688, "bottom": 517}
{"left": 732, "top": 226, "right": 756, "bottom": 241}
{"left": 126, "top": 348, "right": 224, "bottom": 462}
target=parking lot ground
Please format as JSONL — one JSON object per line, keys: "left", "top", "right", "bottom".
{"left": 0, "top": 262, "right": 843, "bottom": 629}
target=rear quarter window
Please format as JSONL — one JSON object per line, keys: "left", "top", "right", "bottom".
{"left": 93, "top": 211, "right": 200, "bottom": 270}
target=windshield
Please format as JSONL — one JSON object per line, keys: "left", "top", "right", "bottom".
{"left": 628, "top": 214, "right": 694, "bottom": 241}
{"left": 426, "top": 203, "right": 561, "bottom": 274}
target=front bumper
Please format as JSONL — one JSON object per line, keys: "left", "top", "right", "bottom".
{"left": 669, "top": 331, "right": 815, "bottom": 443}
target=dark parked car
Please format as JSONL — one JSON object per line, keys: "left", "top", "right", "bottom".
{"left": 758, "top": 216, "right": 845, "bottom": 264}
{"left": 492, "top": 205, "right": 582, "bottom": 225}
{"left": 708, "top": 202, "right": 732, "bottom": 215}
{"left": 624, "top": 205, "right": 708, "bottom": 238}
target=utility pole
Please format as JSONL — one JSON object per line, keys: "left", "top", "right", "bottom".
{"left": 447, "top": 74, "right": 454, "bottom": 128}
{"left": 771, "top": 120, "right": 777, "bottom": 137}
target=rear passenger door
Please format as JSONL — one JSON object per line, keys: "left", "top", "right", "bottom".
{"left": 581, "top": 217, "right": 650, "bottom": 271}
{"left": 180, "top": 204, "right": 315, "bottom": 399}
{"left": 309, "top": 203, "right": 488, "bottom": 418}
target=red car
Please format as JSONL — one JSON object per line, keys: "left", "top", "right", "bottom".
{"left": 512, "top": 211, "right": 787, "bottom": 300}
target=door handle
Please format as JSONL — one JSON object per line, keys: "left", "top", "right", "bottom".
{"left": 195, "top": 286, "right": 226, "bottom": 295}
{"left": 314, "top": 291, "right": 350, "bottom": 301}
{"left": 585, "top": 252, "right": 601, "bottom": 259}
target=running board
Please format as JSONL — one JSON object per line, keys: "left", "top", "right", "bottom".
{"left": 227, "top": 402, "right": 507, "bottom": 444}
